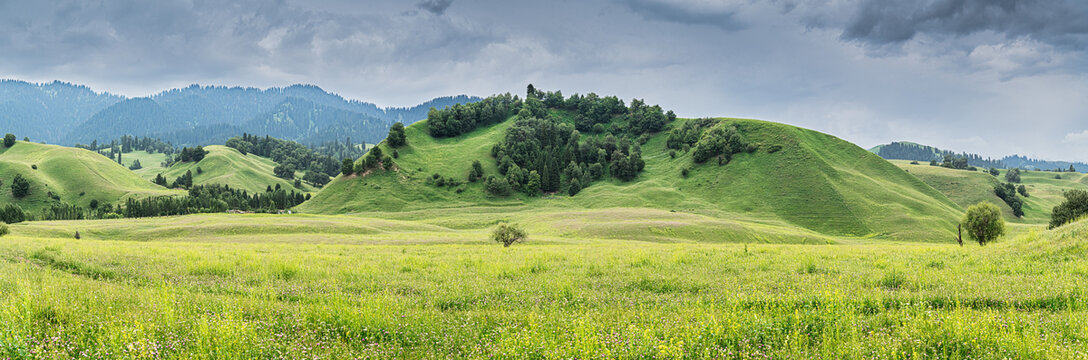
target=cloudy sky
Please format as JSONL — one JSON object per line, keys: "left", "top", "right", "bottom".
{"left": 1, "top": 0, "right": 1086, "bottom": 160}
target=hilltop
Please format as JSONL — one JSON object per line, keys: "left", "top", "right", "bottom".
{"left": 301, "top": 93, "right": 962, "bottom": 242}
{"left": 0, "top": 141, "right": 182, "bottom": 214}
{"left": 156, "top": 145, "right": 315, "bottom": 194}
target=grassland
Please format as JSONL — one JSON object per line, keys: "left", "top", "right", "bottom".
{"left": 122, "top": 150, "right": 169, "bottom": 179}
{"left": 0, "top": 141, "right": 182, "bottom": 214}
{"left": 158, "top": 145, "right": 315, "bottom": 194}
{"left": 893, "top": 160, "right": 1088, "bottom": 224}
{"left": 302, "top": 118, "right": 963, "bottom": 242}
{"left": 0, "top": 213, "right": 1085, "bottom": 358}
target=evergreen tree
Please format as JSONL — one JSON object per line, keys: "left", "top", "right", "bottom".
{"left": 341, "top": 158, "right": 355, "bottom": 176}
{"left": 10, "top": 174, "right": 30, "bottom": 198}
{"left": 387, "top": 122, "right": 407, "bottom": 147}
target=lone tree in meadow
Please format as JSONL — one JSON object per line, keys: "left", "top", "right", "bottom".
{"left": 962, "top": 202, "right": 1005, "bottom": 246}
{"left": 1005, "top": 168, "right": 1021, "bottom": 183}
{"left": 3, "top": 133, "right": 15, "bottom": 148}
{"left": 387, "top": 122, "right": 407, "bottom": 147}
{"left": 491, "top": 222, "right": 527, "bottom": 247}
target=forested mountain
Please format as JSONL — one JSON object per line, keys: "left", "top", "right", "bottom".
{"left": 0, "top": 80, "right": 123, "bottom": 143}
{"left": 0, "top": 79, "right": 479, "bottom": 147}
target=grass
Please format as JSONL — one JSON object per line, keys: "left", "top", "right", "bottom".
{"left": 301, "top": 117, "right": 963, "bottom": 242}
{"left": 158, "top": 145, "right": 316, "bottom": 194}
{"left": 122, "top": 150, "right": 169, "bottom": 179}
{"left": 0, "top": 141, "right": 182, "bottom": 214}
{"left": 0, "top": 213, "right": 1086, "bottom": 358}
{"left": 892, "top": 160, "right": 1088, "bottom": 224}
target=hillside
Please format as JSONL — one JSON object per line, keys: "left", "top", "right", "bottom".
{"left": 301, "top": 115, "right": 964, "bottom": 242}
{"left": 157, "top": 145, "right": 315, "bottom": 194}
{"left": 894, "top": 160, "right": 1088, "bottom": 224}
{"left": 0, "top": 141, "right": 181, "bottom": 214}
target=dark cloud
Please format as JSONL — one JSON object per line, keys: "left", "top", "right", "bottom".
{"left": 416, "top": 0, "right": 454, "bottom": 15}
{"left": 0, "top": 0, "right": 1086, "bottom": 161}
{"left": 615, "top": 0, "right": 746, "bottom": 31}
{"left": 820, "top": 0, "right": 1088, "bottom": 49}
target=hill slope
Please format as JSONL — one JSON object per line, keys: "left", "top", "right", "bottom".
{"left": 301, "top": 117, "right": 963, "bottom": 242}
{"left": 0, "top": 141, "right": 181, "bottom": 214}
{"left": 156, "top": 145, "right": 314, "bottom": 194}
{"left": 893, "top": 160, "right": 1088, "bottom": 224}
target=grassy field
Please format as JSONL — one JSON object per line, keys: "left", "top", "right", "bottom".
{"left": 0, "top": 213, "right": 1085, "bottom": 358}
{"left": 893, "top": 160, "right": 1088, "bottom": 224}
{"left": 302, "top": 118, "right": 963, "bottom": 242}
{"left": 123, "top": 151, "right": 170, "bottom": 179}
{"left": 0, "top": 141, "right": 182, "bottom": 214}
{"left": 158, "top": 145, "right": 316, "bottom": 194}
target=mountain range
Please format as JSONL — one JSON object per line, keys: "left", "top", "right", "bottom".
{"left": 0, "top": 80, "right": 479, "bottom": 147}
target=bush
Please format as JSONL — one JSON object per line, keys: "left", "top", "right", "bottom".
{"left": 491, "top": 222, "right": 527, "bottom": 247}
{"left": 1050, "top": 190, "right": 1088, "bottom": 229}
{"left": 0, "top": 224, "right": 8, "bottom": 237}
{"left": 1017, "top": 185, "right": 1029, "bottom": 197}
{"left": 0, "top": 204, "right": 24, "bottom": 224}
{"left": 3, "top": 133, "right": 15, "bottom": 147}
{"left": 962, "top": 202, "right": 1005, "bottom": 245}
{"left": 910, "top": 161, "right": 919, "bottom": 165}
{"left": 387, "top": 122, "right": 408, "bottom": 147}
{"left": 568, "top": 178, "right": 581, "bottom": 196}
{"left": 484, "top": 175, "right": 511, "bottom": 196}
{"left": 681, "top": 167, "right": 690, "bottom": 178}
{"left": 11, "top": 174, "right": 30, "bottom": 198}
{"left": 31, "top": 164, "right": 37, "bottom": 170}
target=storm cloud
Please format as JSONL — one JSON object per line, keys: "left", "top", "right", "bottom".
{"left": 0, "top": 0, "right": 1086, "bottom": 162}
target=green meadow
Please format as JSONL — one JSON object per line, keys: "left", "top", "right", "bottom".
{"left": 2, "top": 115, "right": 1088, "bottom": 358}
{"left": 1, "top": 213, "right": 1087, "bottom": 359}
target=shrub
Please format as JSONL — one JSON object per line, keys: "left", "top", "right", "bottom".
{"left": 11, "top": 174, "right": 30, "bottom": 198}
{"left": 3, "top": 133, "right": 14, "bottom": 147}
{"left": 669, "top": 150, "right": 676, "bottom": 159}
{"left": 568, "top": 178, "right": 581, "bottom": 196}
{"left": 387, "top": 122, "right": 407, "bottom": 147}
{"left": 1017, "top": 185, "right": 1029, "bottom": 197}
{"left": 1055, "top": 174, "right": 1063, "bottom": 180}
{"left": 681, "top": 168, "right": 690, "bottom": 178}
{"left": 1, "top": 204, "right": 26, "bottom": 224}
{"left": 491, "top": 222, "right": 527, "bottom": 247}
{"left": 31, "top": 164, "right": 37, "bottom": 170}
{"left": 0, "top": 224, "right": 8, "bottom": 237}
{"left": 910, "top": 161, "right": 919, "bottom": 165}
{"left": 484, "top": 175, "right": 511, "bottom": 196}
{"left": 962, "top": 202, "right": 1005, "bottom": 245}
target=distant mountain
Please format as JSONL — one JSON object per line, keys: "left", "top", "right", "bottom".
{"left": 0, "top": 79, "right": 480, "bottom": 147}
{"left": 870, "top": 141, "right": 1088, "bottom": 172}
{"left": 0, "top": 80, "right": 123, "bottom": 143}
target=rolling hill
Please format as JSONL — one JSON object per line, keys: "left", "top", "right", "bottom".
{"left": 156, "top": 145, "right": 316, "bottom": 194}
{"left": 893, "top": 160, "right": 1088, "bottom": 224}
{"left": 0, "top": 141, "right": 182, "bottom": 214}
{"left": 300, "top": 115, "right": 964, "bottom": 242}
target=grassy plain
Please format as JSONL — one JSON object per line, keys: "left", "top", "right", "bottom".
{"left": 0, "top": 213, "right": 1086, "bottom": 358}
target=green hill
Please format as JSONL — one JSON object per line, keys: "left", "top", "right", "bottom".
{"left": 894, "top": 160, "right": 1088, "bottom": 224}
{"left": 158, "top": 145, "right": 315, "bottom": 194}
{"left": 301, "top": 116, "right": 964, "bottom": 242}
{"left": 0, "top": 141, "right": 182, "bottom": 214}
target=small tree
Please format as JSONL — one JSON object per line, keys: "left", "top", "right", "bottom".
{"left": 1017, "top": 184, "right": 1029, "bottom": 197}
{"left": 491, "top": 222, "right": 527, "bottom": 247}
{"left": 484, "top": 175, "right": 511, "bottom": 196}
{"left": 387, "top": 122, "right": 407, "bottom": 147}
{"left": 11, "top": 174, "right": 30, "bottom": 198}
{"left": 1005, "top": 168, "right": 1021, "bottom": 183}
{"left": 3, "top": 134, "right": 15, "bottom": 147}
{"left": 341, "top": 158, "right": 355, "bottom": 176}
{"left": 0, "top": 224, "right": 8, "bottom": 237}
{"left": 568, "top": 178, "right": 581, "bottom": 196}
{"left": 962, "top": 202, "right": 1005, "bottom": 245}
{"left": 988, "top": 168, "right": 1000, "bottom": 176}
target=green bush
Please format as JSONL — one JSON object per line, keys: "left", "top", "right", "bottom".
{"left": 0, "top": 223, "right": 8, "bottom": 237}
{"left": 1050, "top": 190, "right": 1088, "bottom": 229}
